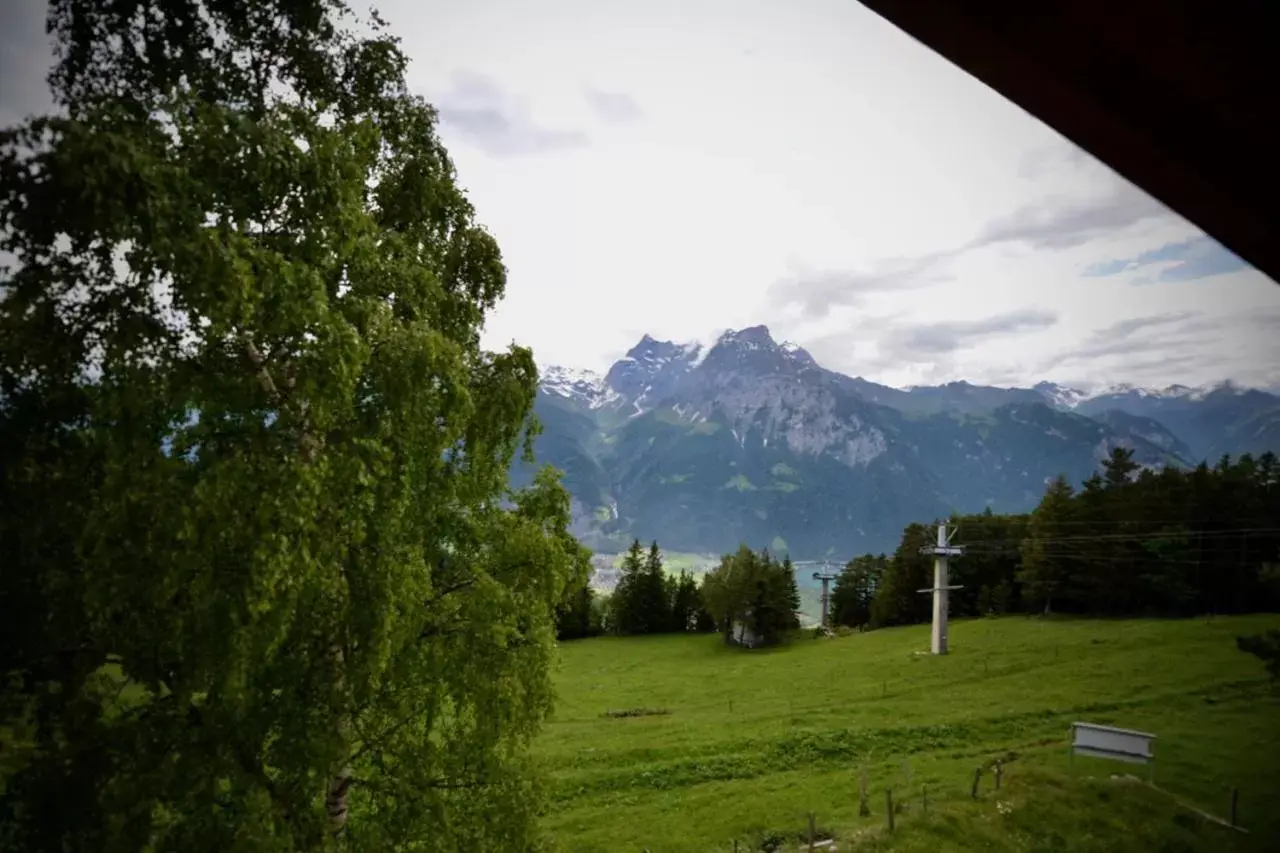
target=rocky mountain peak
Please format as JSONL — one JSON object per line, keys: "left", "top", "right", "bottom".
{"left": 527, "top": 326, "right": 1278, "bottom": 557}
{"left": 625, "top": 334, "right": 685, "bottom": 361}
{"left": 1034, "top": 381, "right": 1088, "bottom": 409}
{"left": 718, "top": 324, "right": 776, "bottom": 347}
{"left": 540, "top": 365, "right": 619, "bottom": 410}
{"left": 780, "top": 340, "right": 817, "bottom": 366}
{"left": 601, "top": 326, "right": 823, "bottom": 415}
{"left": 605, "top": 334, "right": 704, "bottom": 409}
{"left": 702, "top": 325, "right": 818, "bottom": 375}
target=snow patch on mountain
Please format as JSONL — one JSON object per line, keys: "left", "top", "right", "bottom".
{"left": 1186, "top": 380, "right": 1246, "bottom": 401}
{"left": 1035, "top": 380, "right": 1249, "bottom": 409}
{"left": 717, "top": 327, "right": 768, "bottom": 351}
{"left": 1089, "top": 383, "right": 1193, "bottom": 400}
{"left": 1034, "top": 382, "right": 1089, "bottom": 409}
{"left": 539, "top": 365, "right": 620, "bottom": 409}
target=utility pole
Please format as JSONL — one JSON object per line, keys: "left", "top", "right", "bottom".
{"left": 918, "top": 521, "right": 964, "bottom": 654}
{"left": 812, "top": 561, "right": 839, "bottom": 628}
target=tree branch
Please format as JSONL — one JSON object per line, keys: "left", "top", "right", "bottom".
{"left": 414, "top": 578, "right": 477, "bottom": 643}
{"left": 432, "top": 578, "right": 476, "bottom": 600}
{"left": 239, "top": 332, "right": 322, "bottom": 461}
{"left": 240, "top": 335, "right": 282, "bottom": 404}
{"left": 417, "top": 622, "right": 465, "bottom": 642}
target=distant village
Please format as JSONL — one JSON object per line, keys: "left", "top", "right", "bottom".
{"left": 588, "top": 554, "right": 620, "bottom": 593}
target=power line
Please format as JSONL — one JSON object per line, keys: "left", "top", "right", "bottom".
{"left": 793, "top": 528, "right": 1278, "bottom": 567}
{"left": 955, "top": 527, "right": 1280, "bottom": 548}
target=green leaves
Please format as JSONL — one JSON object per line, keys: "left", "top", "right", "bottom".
{"left": 1, "top": 1, "right": 582, "bottom": 850}
{"left": 702, "top": 546, "right": 800, "bottom": 647}
{"left": 832, "top": 554, "right": 884, "bottom": 629}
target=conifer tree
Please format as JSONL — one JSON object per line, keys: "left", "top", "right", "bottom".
{"left": 612, "top": 539, "right": 647, "bottom": 635}
{"left": 637, "top": 540, "right": 670, "bottom": 633}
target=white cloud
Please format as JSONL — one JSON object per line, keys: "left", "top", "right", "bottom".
{"left": 382, "top": 0, "right": 1277, "bottom": 389}
{"left": 4, "top": 0, "right": 1278, "bottom": 391}
{"left": 431, "top": 71, "right": 589, "bottom": 157}
{"left": 0, "top": 0, "right": 55, "bottom": 127}
{"left": 583, "top": 89, "right": 642, "bottom": 124}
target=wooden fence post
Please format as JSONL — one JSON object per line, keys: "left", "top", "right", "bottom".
{"left": 886, "top": 789, "right": 894, "bottom": 832}
{"left": 808, "top": 812, "right": 816, "bottom": 851}
{"left": 971, "top": 766, "right": 982, "bottom": 799}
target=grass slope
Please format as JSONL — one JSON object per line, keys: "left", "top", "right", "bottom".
{"left": 539, "top": 615, "right": 1280, "bottom": 852}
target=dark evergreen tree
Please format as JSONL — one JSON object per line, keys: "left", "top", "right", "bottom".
{"left": 951, "top": 508, "right": 1027, "bottom": 617}
{"left": 1102, "top": 446, "right": 1140, "bottom": 489}
{"left": 556, "top": 582, "right": 600, "bottom": 640}
{"left": 636, "top": 541, "right": 671, "bottom": 634}
{"left": 612, "top": 539, "right": 647, "bottom": 635}
{"left": 607, "top": 540, "right": 674, "bottom": 635}
{"left": 869, "top": 523, "right": 934, "bottom": 627}
{"left": 1017, "top": 475, "right": 1076, "bottom": 615}
{"left": 832, "top": 554, "right": 884, "bottom": 629}
{"left": 693, "top": 600, "right": 718, "bottom": 632}
{"left": 669, "top": 571, "right": 702, "bottom": 632}
{"left": 780, "top": 556, "right": 802, "bottom": 631}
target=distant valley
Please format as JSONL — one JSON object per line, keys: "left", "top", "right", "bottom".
{"left": 513, "top": 326, "right": 1280, "bottom": 559}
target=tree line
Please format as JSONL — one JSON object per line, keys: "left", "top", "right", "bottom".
{"left": 555, "top": 539, "right": 716, "bottom": 639}
{"left": 831, "top": 448, "right": 1280, "bottom": 631}
{"left": 557, "top": 541, "right": 801, "bottom": 648}
{"left": 563, "top": 447, "right": 1280, "bottom": 650}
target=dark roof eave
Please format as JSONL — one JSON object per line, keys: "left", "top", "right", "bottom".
{"left": 855, "top": 0, "right": 1280, "bottom": 285}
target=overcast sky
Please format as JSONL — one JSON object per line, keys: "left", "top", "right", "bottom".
{"left": 3, "top": 0, "right": 1278, "bottom": 390}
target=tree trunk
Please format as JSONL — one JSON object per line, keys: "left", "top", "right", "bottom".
{"left": 325, "top": 768, "right": 351, "bottom": 838}
{"left": 325, "top": 643, "right": 352, "bottom": 839}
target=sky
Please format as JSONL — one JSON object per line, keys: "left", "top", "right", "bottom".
{"left": 3, "top": 0, "right": 1279, "bottom": 391}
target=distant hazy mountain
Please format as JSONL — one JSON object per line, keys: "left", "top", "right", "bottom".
{"left": 516, "top": 326, "right": 1279, "bottom": 558}
{"left": 1041, "top": 381, "right": 1280, "bottom": 461}
{"left": 1084, "top": 409, "right": 1196, "bottom": 466}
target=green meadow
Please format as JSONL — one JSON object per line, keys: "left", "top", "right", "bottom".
{"left": 539, "top": 615, "right": 1280, "bottom": 852}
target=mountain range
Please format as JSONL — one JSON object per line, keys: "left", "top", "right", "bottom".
{"left": 512, "top": 326, "right": 1280, "bottom": 559}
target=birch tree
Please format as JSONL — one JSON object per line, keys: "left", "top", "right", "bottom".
{"left": 0, "top": 1, "right": 588, "bottom": 849}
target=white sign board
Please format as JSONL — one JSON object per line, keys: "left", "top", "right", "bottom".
{"left": 1070, "top": 722, "right": 1155, "bottom": 772}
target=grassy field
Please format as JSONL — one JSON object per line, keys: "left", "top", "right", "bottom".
{"left": 538, "top": 615, "right": 1280, "bottom": 852}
